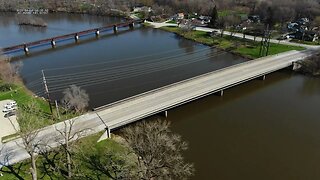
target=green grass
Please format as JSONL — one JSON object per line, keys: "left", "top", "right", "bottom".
{"left": 0, "top": 81, "right": 79, "bottom": 129}
{"left": 0, "top": 82, "right": 50, "bottom": 113}
{"left": 1, "top": 132, "right": 132, "bottom": 179}
{"left": 160, "top": 26, "right": 305, "bottom": 59}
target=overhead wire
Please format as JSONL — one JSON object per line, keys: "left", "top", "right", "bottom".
{"left": 48, "top": 51, "right": 227, "bottom": 93}
{"left": 46, "top": 50, "right": 224, "bottom": 89}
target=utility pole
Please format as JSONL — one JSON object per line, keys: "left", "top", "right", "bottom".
{"left": 55, "top": 100, "right": 60, "bottom": 119}
{"left": 42, "top": 70, "right": 53, "bottom": 114}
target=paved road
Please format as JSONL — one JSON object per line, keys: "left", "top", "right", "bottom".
{"left": 0, "top": 100, "right": 19, "bottom": 144}
{"left": 195, "top": 27, "right": 320, "bottom": 50}
{"left": 0, "top": 49, "right": 315, "bottom": 168}
{"left": 146, "top": 21, "right": 319, "bottom": 49}
{"left": 146, "top": 21, "right": 178, "bottom": 28}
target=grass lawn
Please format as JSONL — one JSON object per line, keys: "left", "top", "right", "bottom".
{"left": 160, "top": 26, "right": 305, "bottom": 59}
{"left": 0, "top": 81, "right": 50, "bottom": 113}
{"left": 0, "top": 81, "right": 79, "bottom": 130}
{"left": 1, "top": 132, "right": 133, "bottom": 180}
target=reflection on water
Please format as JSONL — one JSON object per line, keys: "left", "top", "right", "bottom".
{"left": 300, "top": 75, "right": 320, "bottom": 96}
{"left": 18, "top": 25, "right": 47, "bottom": 34}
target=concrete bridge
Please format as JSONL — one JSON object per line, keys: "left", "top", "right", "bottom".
{"left": 94, "top": 49, "right": 313, "bottom": 139}
{"left": 2, "top": 20, "right": 141, "bottom": 55}
{"left": 0, "top": 49, "right": 314, "bottom": 167}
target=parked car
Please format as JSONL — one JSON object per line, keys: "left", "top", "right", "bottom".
{"left": 4, "top": 101, "right": 17, "bottom": 109}
{"left": 4, "top": 111, "right": 16, "bottom": 118}
{"left": 2, "top": 106, "right": 16, "bottom": 113}
{"left": 277, "top": 35, "right": 288, "bottom": 40}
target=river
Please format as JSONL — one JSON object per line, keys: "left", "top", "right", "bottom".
{"left": 1, "top": 12, "right": 320, "bottom": 180}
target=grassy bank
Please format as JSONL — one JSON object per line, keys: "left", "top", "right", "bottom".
{"left": 0, "top": 81, "right": 50, "bottom": 113}
{"left": 0, "top": 81, "right": 79, "bottom": 129}
{"left": 160, "top": 27, "right": 305, "bottom": 59}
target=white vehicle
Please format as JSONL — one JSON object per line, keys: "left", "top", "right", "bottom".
{"left": 4, "top": 101, "right": 17, "bottom": 109}
{"left": 2, "top": 106, "right": 16, "bottom": 113}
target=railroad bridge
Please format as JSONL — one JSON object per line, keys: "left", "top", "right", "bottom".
{"left": 2, "top": 20, "right": 141, "bottom": 55}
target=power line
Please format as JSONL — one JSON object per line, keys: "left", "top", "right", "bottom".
{"left": 45, "top": 47, "right": 211, "bottom": 79}
{"left": 47, "top": 51, "right": 225, "bottom": 89}
{"left": 46, "top": 49, "right": 217, "bottom": 82}
{"left": 43, "top": 47, "right": 211, "bottom": 72}
{"left": 47, "top": 51, "right": 227, "bottom": 93}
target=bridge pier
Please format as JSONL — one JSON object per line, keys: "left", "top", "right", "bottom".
{"left": 74, "top": 34, "right": 79, "bottom": 42}
{"left": 51, "top": 39, "right": 56, "bottom": 48}
{"left": 113, "top": 25, "right": 118, "bottom": 33}
{"left": 95, "top": 29, "right": 100, "bottom": 36}
{"left": 163, "top": 110, "right": 168, "bottom": 118}
{"left": 129, "top": 23, "right": 134, "bottom": 29}
{"left": 260, "top": 75, "right": 266, "bottom": 81}
{"left": 23, "top": 44, "right": 29, "bottom": 54}
{"left": 215, "top": 90, "right": 224, "bottom": 97}
{"left": 97, "top": 126, "right": 111, "bottom": 142}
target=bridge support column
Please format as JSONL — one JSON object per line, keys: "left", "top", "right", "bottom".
{"left": 260, "top": 75, "right": 266, "bottom": 81}
{"left": 292, "top": 62, "right": 302, "bottom": 71}
{"left": 23, "top": 44, "right": 29, "bottom": 54}
{"left": 163, "top": 110, "right": 168, "bottom": 118}
{"left": 113, "top": 25, "right": 118, "bottom": 33}
{"left": 74, "top": 34, "right": 79, "bottom": 42}
{"left": 95, "top": 30, "right": 100, "bottom": 36}
{"left": 129, "top": 23, "right": 134, "bottom": 29}
{"left": 97, "top": 126, "right": 111, "bottom": 142}
{"left": 215, "top": 90, "right": 224, "bottom": 96}
{"left": 219, "top": 90, "right": 224, "bottom": 96}
{"left": 51, "top": 39, "right": 56, "bottom": 48}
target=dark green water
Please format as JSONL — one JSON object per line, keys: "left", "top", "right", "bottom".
{"left": 1, "top": 12, "right": 320, "bottom": 180}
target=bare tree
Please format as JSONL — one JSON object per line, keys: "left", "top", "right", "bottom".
{"left": 54, "top": 118, "right": 89, "bottom": 179}
{"left": 121, "top": 119, "right": 194, "bottom": 180}
{"left": 0, "top": 53, "right": 23, "bottom": 84}
{"left": 17, "top": 101, "right": 45, "bottom": 180}
{"left": 62, "top": 85, "right": 89, "bottom": 113}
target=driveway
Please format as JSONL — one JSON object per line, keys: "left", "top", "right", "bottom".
{"left": 0, "top": 100, "right": 19, "bottom": 144}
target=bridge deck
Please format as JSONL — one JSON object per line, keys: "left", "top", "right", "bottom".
{"left": 0, "top": 50, "right": 313, "bottom": 167}
{"left": 95, "top": 50, "right": 312, "bottom": 129}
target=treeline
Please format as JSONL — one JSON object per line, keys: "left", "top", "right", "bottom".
{"left": 1, "top": 0, "right": 320, "bottom": 22}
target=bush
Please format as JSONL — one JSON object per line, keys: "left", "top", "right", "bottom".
{"left": 0, "top": 83, "right": 12, "bottom": 92}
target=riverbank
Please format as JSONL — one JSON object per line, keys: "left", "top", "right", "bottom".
{"left": 295, "top": 53, "right": 320, "bottom": 76}
{"left": 160, "top": 26, "right": 305, "bottom": 59}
